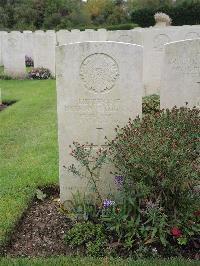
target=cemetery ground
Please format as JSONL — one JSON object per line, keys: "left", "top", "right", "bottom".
{"left": 0, "top": 80, "right": 199, "bottom": 265}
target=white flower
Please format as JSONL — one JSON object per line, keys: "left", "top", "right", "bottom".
{"left": 154, "top": 12, "right": 172, "bottom": 25}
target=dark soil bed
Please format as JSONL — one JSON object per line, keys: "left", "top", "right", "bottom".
{"left": 2, "top": 187, "right": 199, "bottom": 259}
{"left": 0, "top": 104, "right": 8, "bottom": 111}
{"left": 0, "top": 101, "right": 17, "bottom": 112}
{"left": 4, "top": 187, "right": 73, "bottom": 257}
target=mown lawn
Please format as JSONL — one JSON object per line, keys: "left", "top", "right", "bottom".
{"left": 0, "top": 80, "right": 58, "bottom": 246}
{"left": 0, "top": 257, "right": 199, "bottom": 266}
{"left": 0, "top": 80, "right": 198, "bottom": 265}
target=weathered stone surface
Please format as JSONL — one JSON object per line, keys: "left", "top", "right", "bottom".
{"left": 80, "top": 29, "right": 107, "bottom": 42}
{"left": 4, "top": 31, "right": 26, "bottom": 78}
{"left": 57, "top": 29, "right": 108, "bottom": 45}
{"left": 56, "top": 30, "right": 70, "bottom": 45}
{"left": 142, "top": 25, "right": 200, "bottom": 96}
{"left": 56, "top": 41, "right": 143, "bottom": 203}
{"left": 160, "top": 39, "right": 200, "bottom": 109}
{"left": 107, "top": 29, "right": 142, "bottom": 45}
{"left": 142, "top": 27, "right": 178, "bottom": 95}
{"left": 23, "top": 31, "right": 34, "bottom": 59}
{"left": 0, "top": 32, "right": 7, "bottom": 66}
{"left": 33, "top": 31, "right": 56, "bottom": 76}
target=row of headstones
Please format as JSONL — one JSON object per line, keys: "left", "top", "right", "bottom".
{"left": 56, "top": 39, "right": 200, "bottom": 202}
{"left": 0, "top": 25, "right": 200, "bottom": 95}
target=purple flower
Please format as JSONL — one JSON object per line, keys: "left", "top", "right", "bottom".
{"left": 103, "top": 199, "right": 115, "bottom": 208}
{"left": 114, "top": 175, "right": 124, "bottom": 188}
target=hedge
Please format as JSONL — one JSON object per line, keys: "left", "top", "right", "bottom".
{"left": 68, "top": 23, "right": 138, "bottom": 31}
{"left": 131, "top": 1, "right": 200, "bottom": 27}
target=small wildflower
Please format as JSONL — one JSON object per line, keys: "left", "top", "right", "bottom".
{"left": 193, "top": 210, "right": 200, "bottom": 217}
{"left": 103, "top": 199, "right": 115, "bottom": 208}
{"left": 152, "top": 247, "right": 158, "bottom": 254}
{"left": 171, "top": 227, "right": 182, "bottom": 238}
{"left": 114, "top": 175, "right": 124, "bottom": 188}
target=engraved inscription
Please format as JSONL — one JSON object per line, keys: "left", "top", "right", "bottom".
{"left": 168, "top": 53, "right": 200, "bottom": 75}
{"left": 153, "top": 34, "right": 170, "bottom": 51}
{"left": 80, "top": 53, "right": 119, "bottom": 93}
{"left": 185, "top": 32, "right": 200, "bottom": 39}
{"left": 65, "top": 98, "right": 120, "bottom": 117}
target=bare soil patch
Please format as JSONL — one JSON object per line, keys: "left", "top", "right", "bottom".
{"left": 4, "top": 187, "right": 73, "bottom": 257}
{"left": 0, "top": 101, "right": 17, "bottom": 112}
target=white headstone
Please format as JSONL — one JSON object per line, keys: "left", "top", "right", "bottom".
{"left": 56, "top": 41, "right": 143, "bottom": 203}
{"left": 142, "top": 25, "right": 200, "bottom": 96}
{"left": 142, "top": 27, "right": 180, "bottom": 96}
{"left": 33, "top": 31, "right": 56, "bottom": 76}
{"left": 81, "top": 29, "right": 96, "bottom": 42}
{"left": 182, "top": 25, "right": 200, "bottom": 40}
{"left": 97, "top": 29, "right": 108, "bottom": 41}
{"left": 0, "top": 32, "right": 7, "bottom": 66}
{"left": 70, "top": 29, "right": 81, "bottom": 43}
{"left": 107, "top": 29, "right": 142, "bottom": 45}
{"left": 80, "top": 29, "right": 107, "bottom": 42}
{"left": 23, "top": 31, "right": 34, "bottom": 58}
{"left": 56, "top": 30, "right": 70, "bottom": 45}
{"left": 160, "top": 39, "right": 200, "bottom": 109}
{"left": 4, "top": 31, "right": 26, "bottom": 78}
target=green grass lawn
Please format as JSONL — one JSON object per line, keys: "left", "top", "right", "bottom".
{"left": 0, "top": 80, "right": 58, "bottom": 246}
{"left": 0, "top": 80, "right": 198, "bottom": 265}
{"left": 0, "top": 257, "right": 199, "bottom": 266}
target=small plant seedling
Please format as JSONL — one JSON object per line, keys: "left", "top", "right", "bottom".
{"left": 36, "top": 189, "right": 47, "bottom": 201}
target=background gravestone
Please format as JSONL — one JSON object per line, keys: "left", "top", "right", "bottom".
{"left": 160, "top": 39, "right": 200, "bottom": 109}
{"left": 142, "top": 25, "right": 200, "bottom": 96}
{"left": 4, "top": 31, "right": 26, "bottom": 78}
{"left": 56, "top": 41, "right": 143, "bottom": 203}
{"left": 107, "top": 29, "right": 142, "bottom": 45}
{"left": 0, "top": 32, "right": 7, "bottom": 66}
{"left": 56, "top": 30, "right": 71, "bottom": 46}
{"left": 23, "top": 31, "right": 34, "bottom": 59}
{"left": 142, "top": 27, "right": 180, "bottom": 96}
{"left": 33, "top": 31, "right": 56, "bottom": 76}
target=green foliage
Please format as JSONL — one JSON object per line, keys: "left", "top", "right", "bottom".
{"left": 131, "top": 1, "right": 200, "bottom": 27}
{"left": 70, "top": 23, "right": 138, "bottom": 31}
{"left": 68, "top": 107, "right": 200, "bottom": 257}
{"left": 68, "top": 142, "right": 108, "bottom": 203}
{"left": 36, "top": 189, "right": 46, "bottom": 201}
{"left": 108, "top": 107, "right": 200, "bottom": 218}
{"left": 0, "top": 74, "right": 13, "bottom": 80}
{"left": 106, "top": 23, "right": 138, "bottom": 30}
{"left": 65, "top": 222, "right": 107, "bottom": 256}
{"left": 0, "top": 257, "right": 198, "bottom": 266}
{"left": 142, "top": 94, "right": 160, "bottom": 116}
{"left": 0, "top": 0, "right": 199, "bottom": 30}
{"left": 63, "top": 191, "right": 101, "bottom": 222}
{"left": 0, "top": 80, "right": 58, "bottom": 247}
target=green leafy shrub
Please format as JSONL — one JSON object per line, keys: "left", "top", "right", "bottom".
{"left": 65, "top": 191, "right": 101, "bottom": 222}
{"left": 65, "top": 222, "right": 107, "bottom": 256}
{"left": 67, "top": 107, "right": 200, "bottom": 258}
{"left": 105, "top": 23, "right": 138, "bottom": 31}
{"left": 28, "top": 67, "right": 52, "bottom": 80}
{"left": 0, "top": 74, "right": 13, "bottom": 80}
{"left": 142, "top": 94, "right": 160, "bottom": 115}
{"left": 108, "top": 107, "right": 199, "bottom": 218}
{"left": 131, "top": 1, "right": 200, "bottom": 27}
{"left": 70, "top": 23, "right": 138, "bottom": 31}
